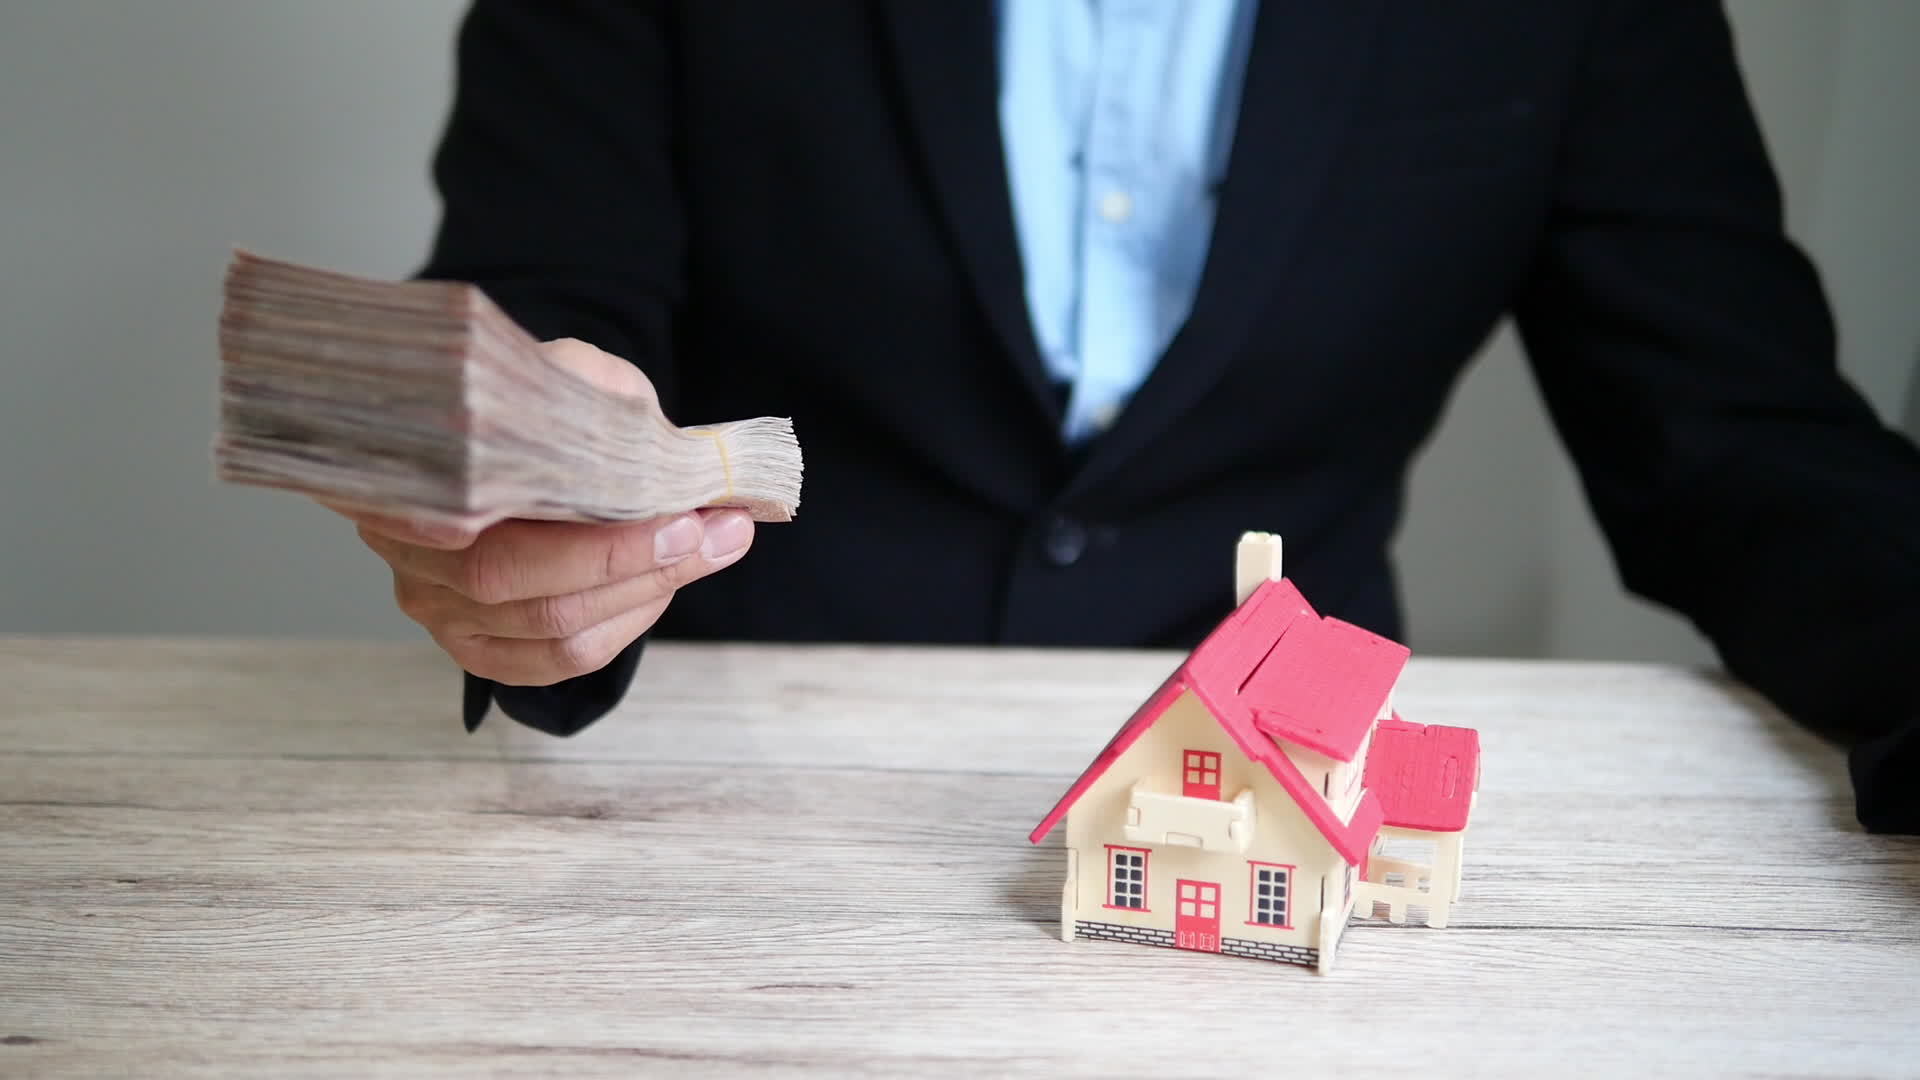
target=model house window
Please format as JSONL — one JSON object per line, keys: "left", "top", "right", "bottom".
{"left": 1108, "top": 846, "right": 1148, "bottom": 910}
{"left": 1249, "top": 862, "right": 1292, "bottom": 926}
{"left": 1183, "top": 750, "right": 1221, "bottom": 799}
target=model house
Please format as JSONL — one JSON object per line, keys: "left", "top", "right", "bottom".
{"left": 1028, "top": 533, "right": 1480, "bottom": 973}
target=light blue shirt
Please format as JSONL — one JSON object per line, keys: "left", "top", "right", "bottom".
{"left": 998, "top": 0, "right": 1259, "bottom": 444}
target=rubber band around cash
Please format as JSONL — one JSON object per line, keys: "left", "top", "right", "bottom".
{"left": 688, "top": 428, "right": 734, "bottom": 497}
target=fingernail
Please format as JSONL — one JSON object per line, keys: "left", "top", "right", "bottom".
{"left": 699, "top": 511, "right": 753, "bottom": 559}
{"left": 654, "top": 515, "right": 704, "bottom": 562}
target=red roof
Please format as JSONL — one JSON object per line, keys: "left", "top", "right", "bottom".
{"left": 1363, "top": 715, "right": 1480, "bottom": 832}
{"left": 1028, "top": 578, "right": 1401, "bottom": 865}
{"left": 1170, "top": 576, "right": 1407, "bottom": 764}
{"left": 1241, "top": 611, "right": 1409, "bottom": 762}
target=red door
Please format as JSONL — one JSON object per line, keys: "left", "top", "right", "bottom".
{"left": 1182, "top": 750, "right": 1221, "bottom": 800}
{"left": 1175, "top": 880, "right": 1221, "bottom": 952}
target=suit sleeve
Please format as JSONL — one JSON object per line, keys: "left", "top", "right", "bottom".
{"left": 1511, "top": 0, "right": 1920, "bottom": 831}
{"left": 417, "top": 0, "right": 685, "bottom": 736}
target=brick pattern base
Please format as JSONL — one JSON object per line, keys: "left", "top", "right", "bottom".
{"left": 1074, "top": 920, "right": 1175, "bottom": 950}
{"left": 1074, "top": 921, "right": 1320, "bottom": 968}
{"left": 1220, "top": 937, "right": 1318, "bottom": 968}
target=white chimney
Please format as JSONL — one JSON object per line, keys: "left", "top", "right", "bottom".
{"left": 1235, "top": 531, "right": 1284, "bottom": 607}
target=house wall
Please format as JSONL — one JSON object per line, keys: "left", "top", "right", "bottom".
{"left": 1283, "top": 721, "right": 1377, "bottom": 822}
{"left": 1063, "top": 688, "right": 1356, "bottom": 967}
{"left": 1267, "top": 683, "right": 1390, "bottom": 826}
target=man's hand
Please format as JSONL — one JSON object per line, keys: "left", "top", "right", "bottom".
{"left": 319, "top": 339, "right": 752, "bottom": 686}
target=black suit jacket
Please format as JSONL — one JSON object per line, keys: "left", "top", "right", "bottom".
{"left": 418, "top": 1, "right": 1920, "bottom": 830}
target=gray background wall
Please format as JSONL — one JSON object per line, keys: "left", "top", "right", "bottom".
{"left": 2, "top": 1, "right": 1915, "bottom": 662}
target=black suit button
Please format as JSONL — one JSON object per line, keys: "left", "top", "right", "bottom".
{"left": 1043, "top": 516, "right": 1090, "bottom": 567}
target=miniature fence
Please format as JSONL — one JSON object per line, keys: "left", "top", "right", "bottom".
{"left": 1354, "top": 827, "right": 1466, "bottom": 928}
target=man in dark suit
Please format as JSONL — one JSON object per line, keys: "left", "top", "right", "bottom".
{"left": 328, "top": 2, "right": 1919, "bottom": 831}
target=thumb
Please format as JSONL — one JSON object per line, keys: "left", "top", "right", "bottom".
{"left": 538, "top": 337, "right": 661, "bottom": 407}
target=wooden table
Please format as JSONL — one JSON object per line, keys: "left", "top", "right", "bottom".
{"left": 2, "top": 638, "right": 1916, "bottom": 1077}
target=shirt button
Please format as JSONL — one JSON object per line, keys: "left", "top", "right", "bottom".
{"left": 1042, "top": 516, "right": 1090, "bottom": 567}
{"left": 1098, "top": 189, "right": 1133, "bottom": 224}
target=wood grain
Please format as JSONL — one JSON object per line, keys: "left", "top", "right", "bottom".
{"left": 1, "top": 636, "right": 1916, "bottom": 1077}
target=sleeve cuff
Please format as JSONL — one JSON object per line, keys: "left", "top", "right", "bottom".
{"left": 461, "top": 636, "right": 648, "bottom": 737}
{"left": 1849, "top": 714, "right": 1920, "bottom": 835}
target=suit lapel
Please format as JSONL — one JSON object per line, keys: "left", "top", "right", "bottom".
{"left": 875, "top": 0, "right": 1061, "bottom": 430}
{"left": 1068, "top": 0, "right": 1390, "bottom": 497}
